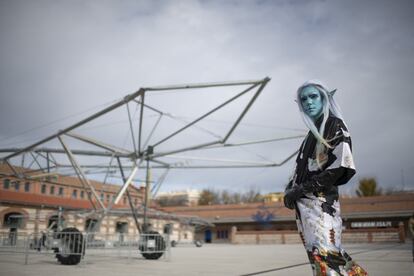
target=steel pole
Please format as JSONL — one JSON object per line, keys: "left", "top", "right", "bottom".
{"left": 143, "top": 158, "right": 151, "bottom": 232}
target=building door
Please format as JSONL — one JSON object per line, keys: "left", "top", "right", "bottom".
{"left": 204, "top": 229, "right": 212, "bottom": 243}
{"left": 8, "top": 228, "right": 17, "bottom": 246}
{"left": 116, "top": 222, "right": 128, "bottom": 242}
{"left": 85, "top": 218, "right": 99, "bottom": 241}
{"left": 3, "top": 212, "right": 24, "bottom": 246}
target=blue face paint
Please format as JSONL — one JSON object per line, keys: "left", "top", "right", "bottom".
{"left": 300, "top": 86, "right": 323, "bottom": 120}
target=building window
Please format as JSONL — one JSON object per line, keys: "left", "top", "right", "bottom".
{"left": 85, "top": 218, "right": 100, "bottom": 232}
{"left": 24, "top": 182, "right": 30, "bottom": 192}
{"left": 14, "top": 181, "right": 20, "bottom": 191}
{"left": 58, "top": 187, "right": 64, "bottom": 196}
{"left": 3, "top": 212, "right": 24, "bottom": 229}
{"left": 134, "top": 198, "right": 138, "bottom": 205}
{"left": 50, "top": 185, "right": 55, "bottom": 195}
{"left": 41, "top": 184, "right": 47, "bottom": 194}
{"left": 106, "top": 194, "right": 110, "bottom": 202}
{"left": 3, "top": 179, "right": 10, "bottom": 189}
{"left": 123, "top": 197, "right": 127, "bottom": 204}
{"left": 216, "top": 230, "right": 228, "bottom": 239}
{"left": 100, "top": 193, "right": 104, "bottom": 201}
{"left": 80, "top": 190, "right": 85, "bottom": 199}
{"left": 72, "top": 189, "right": 78, "bottom": 198}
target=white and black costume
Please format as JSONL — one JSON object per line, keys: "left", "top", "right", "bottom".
{"left": 284, "top": 81, "right": 367, "bottom": 276}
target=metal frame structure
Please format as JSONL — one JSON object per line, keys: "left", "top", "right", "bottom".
{"left": 0, "top": 77, "right": 303, "bottom": 233}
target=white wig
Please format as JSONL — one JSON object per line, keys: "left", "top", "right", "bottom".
{"left": 296, "top": 80, "right": 346, "bottom": 168}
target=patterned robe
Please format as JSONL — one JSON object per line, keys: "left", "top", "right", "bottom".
{"left": 287, "top": 114, "right": 367, "bottom": 276}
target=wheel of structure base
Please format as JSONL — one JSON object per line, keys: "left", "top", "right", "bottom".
{"left": 194, "top": 240, "right": 203, "bottom": 247}
{"left": 55, "top": 227, "right": 83, "bottom": 265}
{"left": 171, "top": 240, "right": 177, "bottom": 247}
{"left": 139, "top": 231, "right": 166, "bottom": 260}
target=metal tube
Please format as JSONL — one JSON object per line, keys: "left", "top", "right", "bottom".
{"left": 162, "top": 155, "right": 277, "bottom": 165}
{"left": 143, "top": 79, "right": 265, "bottom": 91}
{"left": 221, "top": 135, "right": 305, "bottom": 147}
{"left": 149, "top": 158, "right": 171, "bottom": 167}
{"left": 126, "top": 103, "right": 138, "bottom": 153}
{"left": 222, "top": 77, "right": 270, "bottom": 143}
{"left": 48, "top": 152, "right": 59, "bottom": 167}
{"left": 4, "top": 159, "right": 19, "bottom": 176}
{"left": 102, "top": 153, "right": 116, "bottom": 185}
{"left": 65, "top": 132, "right": 132, "bottom": 155}
{"left": 151, "top": 140, "right": 222, "bottom": 158}
{"left": 46, "top": 152, "right": 50, "bottom": 173}
{"left": 138, "top": 93, "right": 145, "bottom": 154}
{"left": 2, "top": 88, "right": 145, "bottom": 160}
{"left": 0, "top": 147, "right": 130, "bottom": 157}
{"left": 159, "top": 149, "right": 299, "bottom": 169}
{"left": 58, "top": 136, "right": 104, "bottom": 210}
{"left": 142, "top": 113, "right": 163, "bottom": 150}
{"left": 150, "top": 168, "right": 170, "bottom": 198}
{"left": 143, "top": 159, "right": 150, "bottom": 232}
{"left": 116, "top": 157, "right": 142, "bottom": 234}
{"left": 21, "top": 153, "right": 25, "bottom": 168}
{"left": 152, "top": 83, "right": 260, "bottom": 147}
{"left": 113, "top": 165, "right": 139, "bottom": 205}
{"left": 29, "top": 152, "right": 43, "bottom": 170}
{"left": 132, "top": 99, "right": 164, "bottom": 115}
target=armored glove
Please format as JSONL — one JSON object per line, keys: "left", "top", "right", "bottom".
{"left": 283, "top": 184, "right": 304, "bottom": 210}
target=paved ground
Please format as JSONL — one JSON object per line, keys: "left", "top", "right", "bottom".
{"left": 0, "top": 243, "right": 412, "bottom": 275}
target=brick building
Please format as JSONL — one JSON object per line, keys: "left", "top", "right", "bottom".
{"left": 163, "top": 193, "right": 414, "bottom": 244}
{"left": 0, "top": 164, "right": 194, "bottom": 243}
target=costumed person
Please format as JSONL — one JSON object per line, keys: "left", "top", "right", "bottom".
{"left": 283, "top": 80, "right": 367, "bottom": 276}
{"left": 409, "top": 213, "right": 414, "bottom": 262}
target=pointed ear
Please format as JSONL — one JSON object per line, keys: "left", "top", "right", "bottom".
{"left": 328, "top": 89, "right": 337, "bottom": 96}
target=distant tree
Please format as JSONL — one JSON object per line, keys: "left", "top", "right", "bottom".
{"left": 221, "top": 190, "right": 232, "bottom": 204}
{"left": 356, "top": 178, "right": 382, "bottom": 197}
{"left": 242, "top": 188, "right": 263, "bottom": 203}
{"left": 231, "top": 192, "right": 242, "bottom": 204}
{"left": 198, "top": 189, "right": 220, "bottom": 205}
{"left": 156, "top": 196, "right": 187, "bottom": 207}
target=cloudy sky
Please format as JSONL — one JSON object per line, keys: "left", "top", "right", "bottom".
{"left": 1, "top": 0, "right": 413, "bottom": 195}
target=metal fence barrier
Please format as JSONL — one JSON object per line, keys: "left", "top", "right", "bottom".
{"left": 0, "top": 231, "right": 28, "bottom": 253}
{"left": 0, "top": 230, "right": 170, "bottom": 265}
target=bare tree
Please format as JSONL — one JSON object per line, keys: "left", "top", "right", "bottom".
{"left": 242, "top": 187, "right": 263, "bottom": 203}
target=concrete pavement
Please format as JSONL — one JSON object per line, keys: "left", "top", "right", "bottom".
{"left": 0, "top": 243, "right": 412, "bottom": 275}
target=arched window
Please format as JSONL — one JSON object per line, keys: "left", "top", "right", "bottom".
{"left": 3, "top": 179, "right": 10, "bottom": 189}
{"left": 85, "top": 218, "right": 99, "bottom": 232}
{"left": 47, "top": 215, "right": 65, "bottom": 231}
{"left": 3, "top": 212, "right": 24, "bottom": 229}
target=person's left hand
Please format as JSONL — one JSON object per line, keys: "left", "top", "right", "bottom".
{"left": 283, "top": 185, "right": 303, "bottom": 209}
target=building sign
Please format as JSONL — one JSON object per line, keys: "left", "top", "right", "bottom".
{"left": 351, "top": 221, "right": 392, "bottom": 228}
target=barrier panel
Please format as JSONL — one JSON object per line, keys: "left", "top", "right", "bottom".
{"left": 83, "top": 232, "right": 170, "bottom": 261}
{"left": 0, "top": 231, "right": 28, "bottom": 253}
{"left": 0, "top": 230, "right": 170, "bottom": 265}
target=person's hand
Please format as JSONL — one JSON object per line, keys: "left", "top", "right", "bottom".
{"left": 283, "top": 194, "right": 295, "bottom": 209}
{"left": 283, "top": 185, "right": 303, "bottom": 209}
